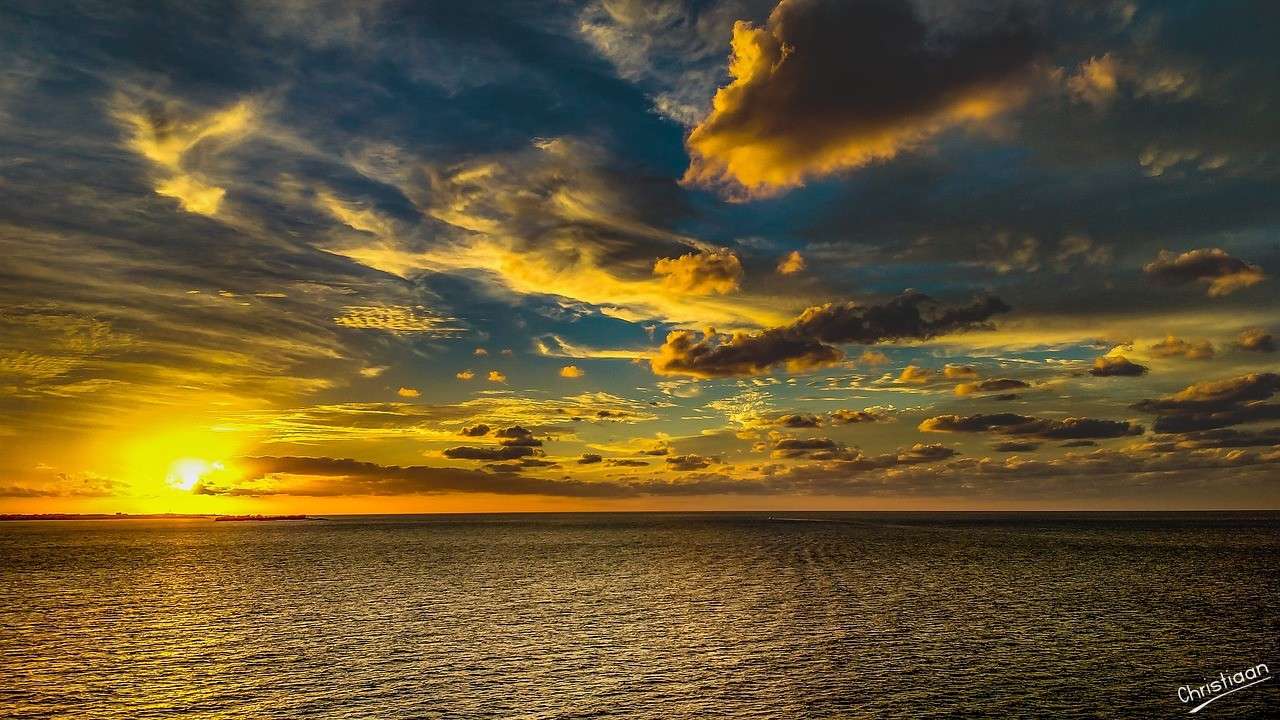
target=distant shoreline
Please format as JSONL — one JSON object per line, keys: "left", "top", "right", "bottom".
{"left": 3, "top": 510, "right": 1277, "bottom": 522}
{"left": 0, "top": 513, "right": 315, "bottom": 522}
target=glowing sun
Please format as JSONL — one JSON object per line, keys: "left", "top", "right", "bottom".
{"left": 165, "top": 459, "right": 222, "bottom": 492}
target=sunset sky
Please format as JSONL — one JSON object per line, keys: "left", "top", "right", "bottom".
{"left": 1, "top": 0, "right": 1277, "bottom": 513}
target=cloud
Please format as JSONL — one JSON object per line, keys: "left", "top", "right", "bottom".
{"left": 1066, "top": 54, "right": 1119, "bottom": 107}
{"left": 769, "top": 439, "right": 957, "bottom": 466}
{"left": 667, "top": 454, "right": 716, "bottom": 471}
{"left": 487, "top": 370, "right": 507, "bottom": 383}
{"left": 494, "top": 425, "right": 543, "bottom": 447}
{"left": 776, "top": 250, "right": 806, "bottom": 275}
{"left": 335, "top": 304, "right": 460, "bottom": 333}
{"left": 1089, "top": 355, "right": 1148, "bottom": 377}
{"left": 919, "top": 413, "right": 1142, "bottom": 440}
{"left": 1148, "top": 336, "right": 1215, "bottom": 360}
{"left": 955, "top": 378, "right": 1030, "bottom": 396}
{"left": 229, "top": 394, "right": 658, "bottom": 445}
{"left": 1143, "top": 248, "right": 1267, "bottom": 297}
{"left": 209, "top": 456, "right": 622, "bottom": 497}
{"left": 577, "top": 453, "right": 603, "bottom": 464}
{"left": 113, "top": 94, "right": 256, "bottom": 216}
{"left": 1155, "top": 428, "right": 1280, "bottom": 450}
{"left": 330, "top": 137, "right": 784, "bottom": 329}
{"left": 1132, "top": 372, "right": 1280, "bottom": 432}
{"left": 653, "top": 248, "right": 743, "bottom": 295}
{"left": 559, "top": 365, "right": 585, "bottom": 378}
{"left": 606, "top": 458, "right": 650, "bottom": 467}
{"left": 456, "top": 369, "right": 476, "bottom": 381}
{"left": 653, "top": 327, "right": 838, "bottom": 378}
{"left": 943, "top": 364, "right": 979, "bottom": 380}
{"left": 896, "top": 365, "right": 935, "bottom": 384}
{"left": 460, "top": 424, "right": 490, "bottom": 437}
{"left": 396, "top": 386, "right": 420, "bottom": 398}
{"left": 992, "top": 440, "right": 1040, "bottom": 452}
{"left": 442, "top": 445, "right": 537, "bottom": 461}
{"left": 1063, "top": 53, "right": 1200, "bottom": 109}
{"left": 771, "top": 437, "right": 848, "bottom": 460}
{"left": 776, "top": 413, "right": 821, "bottom": 428}
{"left": 474, "top": 348, "right": 489, "bottom": 357}
{"left": 857, "top": 350, "right": 890, "bottom": 366}
{"left": 829, "top": 407, "right": 893, "bottom": 424}
{"left": 744, "top": 411, "right": 825, "bottom": 429}
{"left": 576, "top": 0, "right": 758, "bottom": 126}
{"left": 1237, "top": 328, "right": 1275, "bottom": 353}
{"left": 682, "top": 0, "right": 1040, "bottom": 197}
{"left": 652, "top": 291, "right": 1010, "bottom": 377}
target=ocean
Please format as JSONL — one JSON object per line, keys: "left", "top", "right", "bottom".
{"left": 1, "top": 512, "right": 1276, "bottom": 718}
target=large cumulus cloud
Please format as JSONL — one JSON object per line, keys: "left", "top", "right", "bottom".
{"left": 652, "top": 290, "right": 1009, "bottom": 377}
{"left": 1132, "top": 372, "right": 1280, "bottom": 433}
{"left": 918, "top": 413, "right": 1142, "bottom": 440}
{"left": 683, "top": 0, "right": 1041, "bottom": 197}
{"left": 1143, "top": 248, "right": 1267, "bottom": 297}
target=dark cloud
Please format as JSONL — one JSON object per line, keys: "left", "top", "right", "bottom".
{"left": 482, "top": 458, "right": 559, "bottom": 473}
{"left": 1237, "top": 328, "right": 1275, "bottom": 353}
{"left": 577, "top": 453, "right": 603, "bottom": 464}
{"left": 215, "top": 456, "right": 626, "bottom": 497}
{"left": 771, "top": 437, "right": 849, "bottom": 460}
{"left": 1088, "top": 355, "right": 1148, "bottom": 377}
{"left": 460, "top": 423, "right": 491, "bottom": 436}
{"left": 955, "top": 378, "right": 1031, "bottom": 396}
{"left": 776, "top": 413, "right": 822, "bottom": 428}
{"left": 1059, "top": 440, "right": 1097, "bottom": 448}
{"left": 666, "top": 454, "right": 716, "bottom": 471}
{"left": 606, "top": 458, "right": 649, "bottom": 467}
{"left": 442, "top": 445, "right": 537, "bottom": 461}
{"left": 1133, "top": 373, "right": 1280, "bottom": 413}
{"left": 1132, "top": 372, "right": 1280, "bottom": 433}
{"left": 919, "top": 413, "right": 1142, "bottom": 440}
{"left": 653, "top": 291, "right": 1010, "bottom": 377}
{"left": 992, "top": 441, "right": 1040, "bottom": 452}
{"left": 683, "top": 0, "right": 1042, "bottom": 196}
{"left": 494, "top": 425, "right": 543, "bottom": 447}
{"left": 1143, "top": 248, "right": 1267, "bottom": 297}
{"left": 1154, "top": 428, "right": 1280, "bottom": 450}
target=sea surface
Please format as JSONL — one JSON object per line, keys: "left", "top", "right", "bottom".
{"left": 1, "top": 512, "right": 1277, "bottom": 718}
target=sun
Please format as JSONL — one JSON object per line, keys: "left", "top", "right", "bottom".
{"left": 165, "top": 458, "right": 223, "bottom": 492}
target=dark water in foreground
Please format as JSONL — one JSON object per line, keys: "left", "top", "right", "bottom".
{"left": 1, "top": 512, "right": 1277, "bottom": 718}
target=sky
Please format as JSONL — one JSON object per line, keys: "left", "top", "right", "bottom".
{"left": 0, "top": 0, "right": 1277, "bottom": 513}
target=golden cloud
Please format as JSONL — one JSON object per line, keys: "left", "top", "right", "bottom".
{"left": 333, "top": 305, "right": 458, "bottom": 334}
{"left": 114, "top": 95, "right": 256, "bottom": 216}
{"left": 652, "top": 248, "right": 743, "bottom": 295}
{"left": 776, "top": 250, "right": 805, "bottom": 275}
{"left": 896, "top": 365, "right": 934, "bottom": 384}
{"left": 683, "top": 0, "right": 1038, "bottom": 198}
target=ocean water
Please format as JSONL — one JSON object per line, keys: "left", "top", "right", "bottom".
{"left": 1, "top": 512, "right": 1277, "bottom": 719}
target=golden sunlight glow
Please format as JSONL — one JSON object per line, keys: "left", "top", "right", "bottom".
{"left": 165, "top": 458, "right": 223, "bottom": 492}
